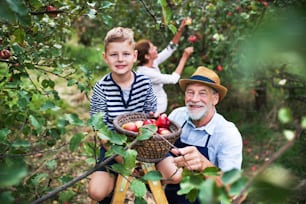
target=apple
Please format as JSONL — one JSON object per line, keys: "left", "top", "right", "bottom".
{"left": 134, "top": 120, "right": 143, "bottom": 128}
{"left": 188, "top": 35, "right": 197, "bottom": 43}
{"left": 216, "top": 65, "right": 223, "bottom": 72}
{"left": 185, "top": 17, "right": 192, "bottom": 25}
{"left": 143, "top": 119, "right": 156, "bottom": 126}
{"left": 122, "top": 122, "right": 138, "bottom": 132}
{"left": 155, "top": 113, "right": 170, "bottom": 128}
{"left": 157, "top": 127, "right": 171, "bottom": 135}
{"left": 46, "top": 5, "right": 58, "bottom": 18}
{"left": 0, "top": 49, "right": 10, "bottom": 59}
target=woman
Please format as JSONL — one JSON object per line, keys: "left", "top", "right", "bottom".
{"left": 135, "top": 18, "right": 194, "bottom": 113}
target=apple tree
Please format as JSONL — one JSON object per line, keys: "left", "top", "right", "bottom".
{"left": 1, "top": 0, "right": 305, "bottom": 203}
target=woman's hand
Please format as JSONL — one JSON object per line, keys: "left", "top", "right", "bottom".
{"left": 183, "top": 46, "right": 194, "bottom": 57}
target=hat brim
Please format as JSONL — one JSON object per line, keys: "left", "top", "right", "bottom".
{"left": 179, "top": 79, "right": 228, "bottom": 101}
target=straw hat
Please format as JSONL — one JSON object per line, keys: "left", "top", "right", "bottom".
{"left": 179, "top": 66, "right": 228, "bottom": 101}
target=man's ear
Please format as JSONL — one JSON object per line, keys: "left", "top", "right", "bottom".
{"left": 213, "top": 93, "right": 219, "bottom": 106}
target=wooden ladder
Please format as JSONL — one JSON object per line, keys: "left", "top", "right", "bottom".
{"left": 92, "top": 162, "right": 168, "bottom": 204}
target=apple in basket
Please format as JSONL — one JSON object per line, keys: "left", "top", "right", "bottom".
{"left": 122, "top": 122, "right": 138, "bottom": 132}
{"left": 143, "top": 119, "right": 156, "bottom": 125}
{"left": 134, "top": 120, "right": 144, "bottom": 128}
{"left": 155, "top": 113, "right": 170, "bottom": 128}
{"left": 157, "top": 127, "right": 171, "bottom": 135}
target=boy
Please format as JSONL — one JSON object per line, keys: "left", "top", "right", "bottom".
{"left": 88, "top": 27, "right": 157, "bottom": 203}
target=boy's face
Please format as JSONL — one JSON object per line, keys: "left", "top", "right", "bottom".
{"left": 103, "top": 40, "right": 137, "bottom": 76}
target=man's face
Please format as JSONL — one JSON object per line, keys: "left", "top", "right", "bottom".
{"left": 185, "top": 83, "right": 219, "bottom": 120}
{"left": 103, "top": 40, "right": 137, "bottom": 76}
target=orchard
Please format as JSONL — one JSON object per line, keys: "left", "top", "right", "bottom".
{"left": 0, "top": 0, "right": 305, "bottom": 204}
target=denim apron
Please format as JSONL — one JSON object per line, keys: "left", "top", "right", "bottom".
{"left": 165, "top": 121, "right": 211, "bottom": 204}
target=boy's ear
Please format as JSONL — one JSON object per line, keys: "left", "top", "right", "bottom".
{"left": 102, "top": 52, "right": 107, "bottom": 61}
{"left": 133, "top": 50, "right": 138, "bottom": 62}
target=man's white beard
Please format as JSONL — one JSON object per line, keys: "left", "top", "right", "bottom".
{"left": 187, "top": 102, "right": 208, "bottom": 121}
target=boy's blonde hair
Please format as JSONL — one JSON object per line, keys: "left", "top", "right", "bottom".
{"left": 104, "top": 27, "right": 135, "bottom": 52}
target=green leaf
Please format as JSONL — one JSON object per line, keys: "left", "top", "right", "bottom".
{"left": 278, "top": 107, "right": 292, "bottom": 124}
{"left": 137, "top": 125, "right": 156, "bottom": 141}
{"left": 65, "top": 113, "right": 84, "bottom": 126}
{"left": 0, "top": 191, "right": 14, "bottom": 204}
{"left": 88, "top": 112, "right": 105, "bottom": 130}
{"left": 102, "top": 15, "right": 113, "bottom": 26}
{"left": 203, "top": 166, "right": 220, "bottom": 176}
{"left": 198, "top": 179, "right": 215, "bottom": 204}
{"left": 69, "top": 133, "right": 84, "bottom": 151}
{"left": 11, "top": 140, "right": 30, "bottom": 148}
{"left": 45, "top": 160, "right": 57, "bottom": 171}
{"left": 111, "top": 163, "right": 131, "bottom": 176}
{"left": 228, "top": 177, "right": 248, "bottom": 196}
{"left": 134, "top": 197, "right": 147, "bottom": 204}
{"left": 29, "top": 114, "right": 43, "bottom": 133}
{"left": 301, "top": 116, "right": 306, "bottom": 129}
{"left": 0, "top": 158, "right": 28, "bottom": 187}
{"left": 168, "top": 24, "right": 177, "bottom": 34}
{"left": 59, "top": 175, "right": 73, "bottom": 184}
{"left": 31, "top": 173, "right": 49, "bottom": 185}
{"left": 67, "top": 79, "right": 77, "bottom": 86}
{"left": 122, "top": 149, "right": 137, "bottom": 170}
{"left": 101, "top": 1, "right": 114, "bottom": 9}
{"left": 58, "top": 189, "right": 76, "bottom": 202}
{"left": 0, "top": 128, "right": 11, "bottom": 141}
{"left": 40, "top": 101, "right": 60, "bottom": 111}
{"left": 98, "top": 128, "right": 127, "bottom": 145}
{"left": 283, "top": 130, "right": 295, "bottom": 141}
{"left": 142, "top": 170, "right": 163, "bottom": 181}
{"left": 13, "top": 28, "right": 26, "bottom": 43}
{"left": 0, "top": 1, "right": 16, "bottom": 23}
{"left": 130, "top": 179, "right": 146, "bottom": 197}
{"left": 221, "top": 169, "right": 242, "bottom": 185}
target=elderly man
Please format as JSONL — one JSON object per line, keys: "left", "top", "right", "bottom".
{"left": 157, "top": 66, "right": 243, "bottom": 204}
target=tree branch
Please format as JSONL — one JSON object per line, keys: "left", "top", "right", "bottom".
{"left": 232, "top": 126, "right": 303, "bottom": 204}
{"left": 31, "top": 139, "right": 139, "bottom": 204}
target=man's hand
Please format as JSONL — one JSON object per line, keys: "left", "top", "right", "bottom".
{"left": 171, "top": 146, "right": 213, "bottom": 171}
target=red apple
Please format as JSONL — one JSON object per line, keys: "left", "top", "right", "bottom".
{"left": 155, "top": 113, "right": 170, "bottom": 128}
{"left": 188, "top": 35, "right": 197, "bottom": 43}
{"left": 143, "top": 119, "right": 156, "bottom": 126}
{"left": 0, "top": 49, "right": 10, "bottom": 59}
{"left": 122, "top": 122, "right": 138, "bottom": 132}
{"left": 46, "top": 5, "right": 58, "bottom": 18}
{"left": 216, "top": 65, "right": 223, "bottom": 72}
{"left": 157, "top": 127, "right": 171, "bottom": 135}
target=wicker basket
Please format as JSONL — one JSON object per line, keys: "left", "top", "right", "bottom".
{"left": 113, "top": 112, "right": 181, "bottom": 163}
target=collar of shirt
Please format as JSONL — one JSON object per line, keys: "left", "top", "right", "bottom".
{"left": 179, "top": 109, "right": 217, "bottom": 146}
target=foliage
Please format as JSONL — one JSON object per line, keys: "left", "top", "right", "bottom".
{"left": 0, "top": 0, "right": 305, "bottom": 204}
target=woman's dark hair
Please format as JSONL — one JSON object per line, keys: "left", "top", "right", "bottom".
{"left": 135, "top": 39, "right": 151, "bottom": 66}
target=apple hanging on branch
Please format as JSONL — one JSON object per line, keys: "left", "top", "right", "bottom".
{"left": 188, "top": 35, "right": 197, "bottom": 43}
{"left": 0, "top": 49, "right": 11, "bottom": 59}
{"left": 46, "top": 5, "right": 58, "bottom": 18}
